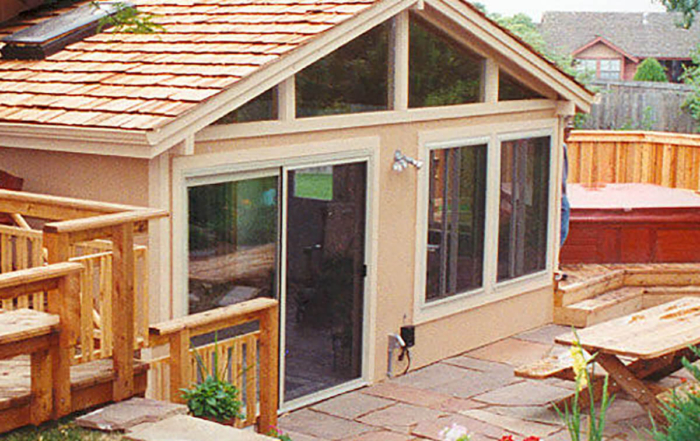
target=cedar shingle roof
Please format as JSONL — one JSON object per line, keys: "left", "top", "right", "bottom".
{"left": 0, "top": 0, "right": 377, "bottom": 130}
{"left": 540, "top": 11, "right": 700, "bottom": 60}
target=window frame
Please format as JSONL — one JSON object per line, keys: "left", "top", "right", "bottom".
{"left": 415, "top": 125, "right": 557, "bottom": 324}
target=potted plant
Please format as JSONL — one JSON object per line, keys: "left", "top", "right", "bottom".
{"left": 181, "top": 336, "right": 244, "bottom": 425}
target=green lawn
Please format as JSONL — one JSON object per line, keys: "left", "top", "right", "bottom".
{"left": 2, "top": 418, "right": 122, "bottom": 441}
{"left": 294, "top": 173, "right": 333, "bottom": 201}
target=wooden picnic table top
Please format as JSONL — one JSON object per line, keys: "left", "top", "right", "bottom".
{"left": 556, "top": 296, "right": 700, "bottom": 359}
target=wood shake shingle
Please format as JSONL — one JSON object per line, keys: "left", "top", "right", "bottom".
{"left": 0, "top": 0, "right": 378, "bottom": 130}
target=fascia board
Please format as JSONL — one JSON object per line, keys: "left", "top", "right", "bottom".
{"left": 0, "top": 123, "right": 153, "bottom": 158}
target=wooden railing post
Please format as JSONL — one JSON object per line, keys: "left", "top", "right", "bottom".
{"left": 169, "top": 329, "right": 191, "bottom": 403}
{"left": 258, "top": 302, "right": 279, "bottom": 432}
{"left": 51, "top": 270, "right": 81, "bottom": 417}
{"left": 112, "top": 222, "right": 135, "bottom": 401}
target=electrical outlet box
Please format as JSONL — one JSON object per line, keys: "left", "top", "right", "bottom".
{"left": 400, "top": 325, "right": 415, "bottom": 348}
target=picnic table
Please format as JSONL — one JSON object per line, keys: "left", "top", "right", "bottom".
{"left": 556, "top": 296, "right": 700, "bottom": 421}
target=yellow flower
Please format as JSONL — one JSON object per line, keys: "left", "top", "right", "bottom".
{"left": 570, "top": 345, "right": 588, "bottom": 389}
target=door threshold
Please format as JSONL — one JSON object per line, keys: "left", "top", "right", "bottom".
{"left": 280, "top": 379, "right": 368, "bottom": 413}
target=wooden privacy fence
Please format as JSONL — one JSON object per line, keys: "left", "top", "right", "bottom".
{"left": 148, "top": 298, "right": 279, "bottom": 432}
{"left": 567, "top": 130, "right": 700, "bottom": 191}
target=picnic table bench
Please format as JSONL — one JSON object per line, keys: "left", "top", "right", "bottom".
{"left": 517, "top": 297, "right": 700, "bottom": 421}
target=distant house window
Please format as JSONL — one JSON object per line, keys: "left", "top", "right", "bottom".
{"left": 409, "top": 18, "right": 485, "bottom": 107}
{"left": 599, "top": 59, "right": 621, "bottom": 80}
{"left": 497, "top": 136, "right": 550, "bottom": 282}
{"left": 425, "top": 144, "right": 487, "bottom": 302}
{"left": 575, "top": 59, "right": 597, "bottom": 74}
{"left": 296, "top": 24, "right": 389, "bottom": 117}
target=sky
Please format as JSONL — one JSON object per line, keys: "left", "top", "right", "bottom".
{"left": 484, "top": 0, "right": 667, "bottom": 21}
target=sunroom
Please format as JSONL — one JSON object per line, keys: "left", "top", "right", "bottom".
{"left": 0, "top": 0, "right": 594, "bottom": 412}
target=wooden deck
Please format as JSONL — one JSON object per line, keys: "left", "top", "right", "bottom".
{"left": 556, "top": 263, "right": 700, "bottom": 327}
{"left": 0, "top": 357, "right": 148, "bottom": 433}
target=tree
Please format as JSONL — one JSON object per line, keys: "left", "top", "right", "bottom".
{"left": 634, "top": 58, "right": 669, "bottom": 82}
{"left": 657, "top": 0, "right": 700, "bottom": 28}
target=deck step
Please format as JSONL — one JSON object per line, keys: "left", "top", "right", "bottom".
{"left": 555, "top": 287, "right": 645, "bottom": 327}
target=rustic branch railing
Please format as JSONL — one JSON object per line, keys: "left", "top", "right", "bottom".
{"left": 0, "top": 189, "right": 168, "bottom": 403}
{"left": 567, "top": 130, "right": 700, "bottom": 190}
{"left": 148, "top": 298, "right": 279, "bottom": 433}
{"left": 0, "top": 262, "right": 83, "bottom": 423}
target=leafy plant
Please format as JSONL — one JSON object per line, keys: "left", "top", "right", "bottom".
{"left": 180, "top": 335, "right": 243, "bottom": 423}
{"left": 439, "top": 423, "right": 471, "bottom": 441}
{"left": 634, "top": 58, "right": 669, "bottom": 82}
{"left": 554, "top": 333, "right": 614, "bottom": 441}
{"left": 267, "top": 426, "right": 294, "bottom": 441}
{"left": 93, "top": 2, "right": 165, "bottom": 34}
{"left": 648, "top": 345, "right": 700, "bottom": 441}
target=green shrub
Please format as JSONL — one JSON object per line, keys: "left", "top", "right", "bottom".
{"left": 634, "top": 58, "right": 668, "bottom": 82}
{"left": 649, "top": 346, "right": 700, "bottom": 440}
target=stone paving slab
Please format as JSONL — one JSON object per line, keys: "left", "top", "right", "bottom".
{"left": 461, "top": 408, "right": 562, "bottom": 438}
{"left": 428, "top": 368, "right": 517, "bottom": 399}
{"left": 467, "top": 338, "right": 554, "bottom": 367}
{"left": 311, "top": 392, "right": 395, "bottom": 420}
{"left": 76, "top": 398, "right": 187, "bottom": 432}
{"left": 279, "top": 409, "right": 374, "bottom": 440}
{"left": 487, "top": 405, "right": 562, "bottom": 426}
{"left": 126, "top": 415, "right": 273, "bottom": 441}
{"left": 341, "top": 430, "right": 414, "bottom": 441}
{"left": 356, "top": 402, "right": 446, "bottom": 434}
{"left": 361, "top": 382, "right": 452, "bottom": 408}
{"left": 514, "top": 324, "right": 570, "bottom": 345}
{"left": 472, "top": 380, "right": 572, "bottom": 406}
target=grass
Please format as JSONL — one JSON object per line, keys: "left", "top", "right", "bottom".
{"left": 294, "top": 173, "right": 333, "bottom": 201}
{"left": 1, "top": 418, "right": 122, "bottom": 441}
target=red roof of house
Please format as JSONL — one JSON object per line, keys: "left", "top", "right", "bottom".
{"left": 0, "top": 0, "right": 377, "bottom": 130}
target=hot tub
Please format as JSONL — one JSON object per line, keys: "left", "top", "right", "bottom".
{"left": 560, "top": 183, "right": 700, "bottom": 264}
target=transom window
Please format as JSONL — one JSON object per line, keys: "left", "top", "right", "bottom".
{"left": 425, "top": 143, "right": 487, "bottom": 302}
{"left": 497, "top": 136, "right": 550, "bottom": 282}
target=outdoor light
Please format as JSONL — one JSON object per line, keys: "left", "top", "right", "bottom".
{"left": 393, "top": 150, "right": 423, "bottom": 172}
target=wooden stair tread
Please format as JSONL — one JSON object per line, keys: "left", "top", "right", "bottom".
{"left": 0, "top": 309, "right": 59, "bottom": 345}
{"left": 568, "top": 287, "right": 645, "bottom": 311}
{"left": 0, "top": 357, "right": 148, "bottom": 410}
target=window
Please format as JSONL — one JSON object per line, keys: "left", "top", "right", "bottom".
{"left": 599, "top": 59, "right": 621, "bottom": 80}
{"left": 296, "top": 24, "right": 389, "bottom": 117}
{"left": 575, "top": 59, "right": 597, "bottom": 74}
{"left": 409, "top": 18, "right": 484, "bottom": 108}
{"left": 213, "top": 87, "right": 276, "bottom": 125}
{"left": 426, "top": 144, "right": 487, "bottom": 301}
{"left": 497, "top": 136, "right": 550, "bottom": 282}
{"left": 498, "top": 70, "right": 544, "bottom": 101}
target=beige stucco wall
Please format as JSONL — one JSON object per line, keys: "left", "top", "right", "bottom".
{"left": 0, "top": 147, "right": 149, "bottom": 206}
{"left": 192, "top": 107, "right": 559, "bottom": 382}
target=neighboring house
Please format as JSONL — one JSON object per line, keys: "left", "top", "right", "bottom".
{"left": 0, "top": 0, "right": 593, "bottom": 409}
{"left": 540, "top": 11, "right": 700, "bottom": 82}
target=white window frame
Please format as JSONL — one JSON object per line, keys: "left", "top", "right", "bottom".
{"left": 414, "top": 122, "right": 556, "bottom": 324}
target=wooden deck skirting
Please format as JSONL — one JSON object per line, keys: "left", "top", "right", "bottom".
{"left": 567, "top": 130, "right": 700, "bottom": 191}
{"left": 0, "top": 190, "right": 168, "bottom": 433}
{"left": 149, "top": 298, "right": 280, "bottom": 433}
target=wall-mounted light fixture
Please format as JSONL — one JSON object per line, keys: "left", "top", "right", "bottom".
{"left": 393, "top": 150, "right": 423, "bottom": 172}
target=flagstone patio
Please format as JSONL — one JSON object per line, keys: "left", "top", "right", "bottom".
{"left": 278, "top": 324, "right": 687, "bottom": 441}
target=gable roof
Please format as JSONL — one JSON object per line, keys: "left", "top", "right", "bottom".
{"left": 0, "top": 0, "right": 594, "bottom": 156}
{"left": 571, "top": 36, "right": 639, "bottom": 62}
{"left": 541, "top": 11, "right": 700, "bottom": 60}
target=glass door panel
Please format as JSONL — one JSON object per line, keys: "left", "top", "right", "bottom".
{"left": 284, "top": 162, "right": 367, "bottom": 402}
{"left": 187, "top": 176, "right": 279, "bottom": 314}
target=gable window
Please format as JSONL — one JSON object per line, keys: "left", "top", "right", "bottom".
{"left": 213, "top": 88, "right": 277, "bottom": 125}
{"left": 497, "top": 136, "right": 550, "bottom": 282}
{"left": 409, "top": 18, "right": 485, "bottom": 108}
{"left": 426, "top": 143, "right": 487, "bottom": 301}
{"left": 599, "top": 59, "right": 621, "bottom": 80}
{"left": 296, "top": 24, "right": 389, "bottom": 117}
{"left": 498, "top": 70, "right": 545, "bottom": 101}
{"left": 575, "top": 59, "right": 597, "bottom": 74}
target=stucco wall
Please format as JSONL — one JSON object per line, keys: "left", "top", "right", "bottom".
{"left": 0, "top": 147, "right": 149, "bottom": 206}
{"left": 192, "top": 108, "right": 559, "bottom": 382}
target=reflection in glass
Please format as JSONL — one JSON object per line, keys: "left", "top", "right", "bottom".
{"left": 426, "top": 145, "right": 486, "bottom": 301}
{"left": 296, "top": 24, "right": 388, "bottom": 117}
{"left": 498, "top": 137, "right": 550, "bottom": 282}
{"left": 498, "top": 70, "right": 544, "bottom": 101}
{"left": 213, "top": 88, "right": 277, "bottom": 125}
{"left": 187, "top": 176, "right": 278, "bottom": 314}
{"left": 409, "top": 18, "right": 485, "bottom": 108}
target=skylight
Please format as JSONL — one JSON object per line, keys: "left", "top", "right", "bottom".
{"left": 1, "top": 1, "right": 132, "bottom": 60}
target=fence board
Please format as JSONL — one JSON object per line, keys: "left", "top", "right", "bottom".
{"left": 568, "top": 130, "right": 700, "bottom": 192}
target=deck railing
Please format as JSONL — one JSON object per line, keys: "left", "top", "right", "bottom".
{"left": 0, "top": 189, "right": 167, "bottom": 403}
{"left": 567, "top": 130, "right": 700, "bottom": 190}
{"left": 148, "top": 298, "right": 279, "bottom": 432}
